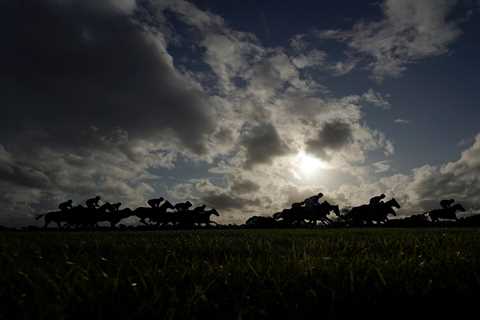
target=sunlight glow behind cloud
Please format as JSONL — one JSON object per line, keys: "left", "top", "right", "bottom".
{"left": 292, "top": 151, "right": 333, "bottom": 180}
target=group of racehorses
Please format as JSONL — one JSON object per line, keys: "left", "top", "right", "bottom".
{"left": 36, "top": 193, "right": 467, "bottom": 229}
{"left": 36, "top": 198, "right": 220, "bottom": 229}
{"left": 246, "top": 196, "right": 467, "bottom": 227}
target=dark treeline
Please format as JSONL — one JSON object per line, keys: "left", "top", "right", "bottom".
{"left": 27, "top": 193, "right": 480, "bottom": 230}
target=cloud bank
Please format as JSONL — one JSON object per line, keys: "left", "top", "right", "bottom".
{"left": 0, "top": 0, "right": 473, "bottom": 226}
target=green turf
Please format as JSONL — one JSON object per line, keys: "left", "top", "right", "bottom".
{"left": 1, "top": 229, "right": 480, "bottom": 319}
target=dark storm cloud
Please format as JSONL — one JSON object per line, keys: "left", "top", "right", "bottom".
{"left": 202, "top": 192, "right": 262, "bottom": 211}
{"left": 230, "top": 177, "right": 260, "bottom": 195}
{"left": 0, "top": 148, "right": 50, "bottom": 189}
{"left": 306, "top": 120, "right": 353, "bottom": 159}
{"left": 0, "top": 0, "right": 215, "bottom": 155}
{"left": 240, "top": 122, "right": 291, "bottom": 169}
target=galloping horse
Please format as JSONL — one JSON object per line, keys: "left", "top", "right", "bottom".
{"left": 36, "top": 211, "right": 67, "bottom": 228}
{"left": 273, "top": 208, "right": 302, "bottom": 225}
{"left": 149, "top": 201, "right": 176, "bottom": 226}
{"left": 97, "top": 208, "right": 133, "bottom": 228}
{"left": 191, "top": 208, "right": 219, "bottom": 226}
{"left": 246, "top": 215, "right": 276, "bottom": 227}
{"left": 428, "top": 203, "right": 465, "bottom": 222}
{"left": 369, "top": 199, "right": 400, "bottom": 223}
{"left": 134, "top": 200, "right": 175, "bottom": 225}
{"left": 309, "top": 201, "right": 341, "bottom": 225}
{"left": 36, "top": 205, "right": 101, "bottom": 229}
{"left": 345, "top": 198, "right": 400, "bottom": 225}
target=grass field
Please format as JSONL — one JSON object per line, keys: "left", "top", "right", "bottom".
{"left": 1, "top": 228, "right": 480, "bottom": 319}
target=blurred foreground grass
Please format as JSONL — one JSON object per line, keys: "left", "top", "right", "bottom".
{"left": 1, "top": 229, "right": 480, "bottom": 319}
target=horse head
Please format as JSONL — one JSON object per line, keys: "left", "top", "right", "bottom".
{"left": 453, "top": 203, "right": 466, "bottom": 212}
{"left": 386, "top": 198, "right": 401, "bottom": 209}
{"left": 273, "top": 212, "right": 282, "bottom": 220}
{"left": 209, "top": 208, "right": 219, "bottom": 216}
{"left": 331, "top": 205, "right": 340, "bottom": 216}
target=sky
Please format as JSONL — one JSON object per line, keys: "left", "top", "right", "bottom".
{"left": 1, "top": 0, "right": 480, "bottom": 226}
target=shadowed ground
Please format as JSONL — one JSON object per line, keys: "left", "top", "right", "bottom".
{"left": 1, "top": 229, "right": 480, "bottom": 319}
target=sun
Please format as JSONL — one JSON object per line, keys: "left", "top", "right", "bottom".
{"left": 294, "top": 151, "right": 331, "bottom": 177}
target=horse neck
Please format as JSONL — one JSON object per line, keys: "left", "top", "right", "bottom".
{"left": 206, "top": 210, "right": 217, "bottom": 217}
{"left": 385, "top": 199, "right": 397, "bottom": 208}
{"left": 450, "top": 204, "right": 462, "bottom": 212}
{"left": 159, "top": 201, "right": 173, "bottom": 211}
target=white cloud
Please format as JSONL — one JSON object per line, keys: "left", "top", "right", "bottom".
{"left": 319, "top": 0, "right": 463, "bottom": 81}
{"left": 362, "top": 89, "right": 391, "bottom": 109}
{"left": 394, "top": 118, "right": 411, "bottom": 124}
{"left": 0, "top": 0, "right": 407, "bottom": 225}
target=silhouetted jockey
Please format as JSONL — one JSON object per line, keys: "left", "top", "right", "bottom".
{"left": 369, "top": 194, "right": 385, "bottom": 207}
{"left": 440, "top": 199, "right": 455, "bottom": 209}
{"left": 147, "top": 197, "right": 164, "bottom": 208}
{"left": 193, "top": 204, "right": 206, "bottom": 214}
{"left": 321, "top": 200, "right": 332, "bottom": 207}
{"left": 58, "top": 200, "right": 73, "bottom": 212}
{"left": 86, "top": 196, "right": 101, "bottom": 209}
{"left": 304, "top": 193, "right": 324, "bottom": 208}
{"left": 99, "top": 202, "right": 115, "bottom": 213}
{"left": 175, "top": 201, "right": 192, "bottom": 212}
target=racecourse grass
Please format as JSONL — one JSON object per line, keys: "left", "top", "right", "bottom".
{"left": 1, "top": 229, "right": 480, "bottom": 319}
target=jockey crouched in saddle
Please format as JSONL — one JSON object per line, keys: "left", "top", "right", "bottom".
{"left": 369, "top": 194, "right": 385, "bottom": 208}
{"left": 303, "top": 193, "right": 324, "bottom": 209}
{"left": 58, "top": 199, "right": 73, "bottom": 212}
{"left": 440, "top": 199, "right": 455, "bottom": 209}
{"left": 175, "top": 201, "right": 192, "bottom": 212}
{"left": 147, "top": 197, "right": 164, "bottom": 209}
{"left": 86, "top": 196, "right": 101, "bottom": 210}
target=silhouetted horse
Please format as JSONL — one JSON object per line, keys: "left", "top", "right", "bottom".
{"left": 37, "top": 205, "right": 101, "bottom": 229}
{"left": 148, "top": 201, "right": 176, "bottom": 226}
{"left": 133, "top": 207, "right": 152, "bottom": 224}
{"left": 273, "top": 208, "right": 302, "bottom": 225}
{"left": 36, "top": 211, "right": 66, "bottom": 228}
{"left": 134, "top": 200, "right": 175, "bottom": 225}
{"left": 246, "top": 216, "right": 277, "bottom": 227}
{"left": 191, "top": 208, "right": 219, "bottom": 226}
{"left": 97, "top": 208, "right": 133, "bottom": 227}
{"left": 306, "top": 201, "right": 341, "bottom": 225}
{"left": 65, "top": 205, "right": 99, "bottom": 228}
{"left": 428, "top": 203, "right": 465, "bottom": 222}
{"left": 369, "top": 199, "right": 400, "bottom": 223}
{"left": 345, "top": 198, "right": 400, "bottom": 226}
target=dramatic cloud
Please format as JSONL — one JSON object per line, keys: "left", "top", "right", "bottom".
{"left": 1, "top": 0, "right": 217, "bottom": 155}
{"left": 333, "top": 134, "right": 480, "bottom": 215}
{"left": 240, "top": 122, "right": 291, "bottom": 169}
{"left": 3, "top": 0, "right": 472, "bottom": 226}
{"left": 0, "top": 0, "right": 221, "bottom": 224}
{"left": 306, "top": 120, "right": 354, "bottom": 159}
{"left": 319, "top": 0, "right": 463, "bottom": 80}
